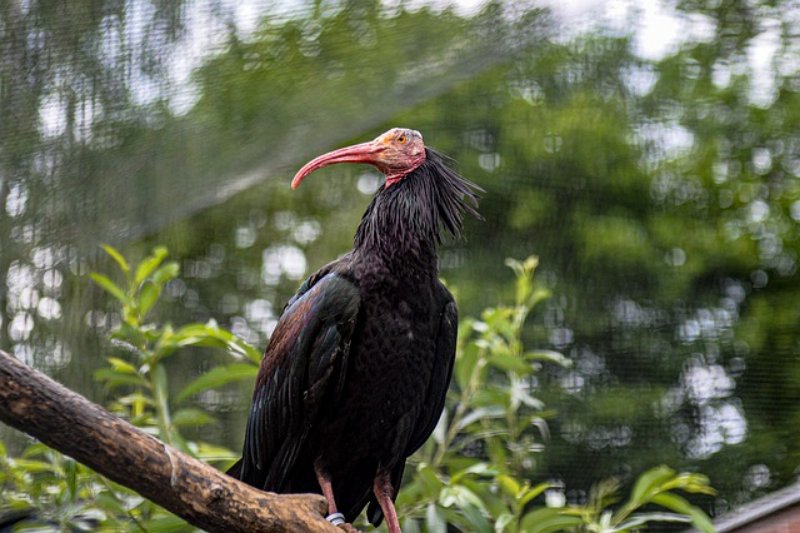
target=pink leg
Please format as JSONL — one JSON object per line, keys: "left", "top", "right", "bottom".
{"left": 315, "top": 463, "right": 359, "bottom": 532}
{"left": 373, "top": 471, "right": 401, "bottom": 533}
{"left": 314, "top": 462, "right": 338, "bottom": 516}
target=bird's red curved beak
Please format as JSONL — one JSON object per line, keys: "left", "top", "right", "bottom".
{"left": 291, "top": 141, "right": 382, "bottom": 190}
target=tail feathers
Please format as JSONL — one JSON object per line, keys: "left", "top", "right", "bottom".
{"left": 367, "top": 500, "right": 384, "bottom": 527}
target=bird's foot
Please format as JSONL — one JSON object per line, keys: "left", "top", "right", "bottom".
{"left": 337, "top": 523, "right": 359, "bottom": 533}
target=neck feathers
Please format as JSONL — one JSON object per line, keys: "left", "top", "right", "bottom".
{"left": 354, "top": 149, "right": 482, "bottom": 269}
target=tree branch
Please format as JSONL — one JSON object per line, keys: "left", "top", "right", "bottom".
{"left": 0, "top": 350, "right": 339, "bottom": 533}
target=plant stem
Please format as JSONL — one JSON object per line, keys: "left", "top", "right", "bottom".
{"left": 433, "top": 353, "right": 485, "bottom": 467}
{"left": 151, "top": 366, "right": 173, "bottom": 446}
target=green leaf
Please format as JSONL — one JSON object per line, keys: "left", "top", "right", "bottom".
{"left": 115, "top": 393, "right": 154, "bottom": 407}
{"left": 139, "top": 281, "right": 161, "bottom": 317}
{"left": 456, "top": 343, "right": 481, "bottom": 391}
{"left": 110, "top": 323, "right": 148, "bottom": 349}
{"left": 524, "top": 350, "right": 572, "bottom": 367}
{"left": 426, "top": 503, "right": 447, "bottom": 533}
{"left": 489, "top": 353, "right": 533, "bottom": 374}
{"left": 527, "top": 287, "right": 552, "bottom": 308}
{"left": 152, "top": 261, "right": 180, "bottom": 285}
{"left": 439, "top": 485, "right": 488, "bottom": 513}
{"left": 416, "top": 465, "right": 445, "bottom": 499}
{"left": 495, "top": 513, "right": 515, "bottom": 533}
{"left": 172, "top": 322, "right": 262, "bottom": 363}
{"left": 94, "top": 368, "right": 147, "bottom": 388}
{"left": 8, "top": 459, "right": 54, "bottom": 474}
{"left": 177, "top": 364, "right": 258, "bottom": 401}
{"left": 505, "top": 257, "right": 525, "bottom": 277}
{"left": 451, "top": 462, "right": 495, "bottom": 482}
{"left": 190, "top": 441, "right": 238, "bottom": 463}
{"left": 459, "top": 502, "right": 493, "bottom": 533}
{"left": 135, "top": 246, "right": 168, "bottom": 285}
{"left": 172, "top": 408, "right": 215, "bottom": 427}
{"left": 65, "top": 459, "right": 78, "bottom": 500}
{"left": 472, "top": 388, "right": 509, "bottom": 408}
{"left": 511, "top": 386, "right": 544, "bottom": 409}
{"left": 460, "top": 478, "right": 507, "bottom": 518}
{"left": 520, "top": 507, "right": 583, "bottom": 533}
{"left": 21, "top": 443, "right": 51, "bottom": 458}
{"left": 94, "top": 492, "right": 127, "bottom": 515}
{"left": 651, "top": 493, "right": 715, "bottom": 533}
{"left": 432, "top": 409, "right": 447, "bottom": 445}
{"left": 101, "top": 244, "right": 129, "bottom": 273}
{"left": 402, "top": 517, "right": 422, "bottom": 533}
{"left": 106, "top": 357, "right": 137, "bottom": 375}
{"left": 497, "top": 474, "right": 521, "bottom": 498}
{"left": 90, "top": 273, "right": 128, "bottom": 304}
{"left": 520, "top": 482, "right": 552, "bottom": 506}
{"left": 153, "top": 364, "right": 169, "bottom": 401}
{"left": 138, "top": 513, "right": 191, "bottom": 533}
{"left": 457, "top": 406, "right": 506, "bottom": 431}
{"left": 522, "top": 255, "right": 539, "bottom": 272}
{"left": 662, "top": 472, "right": 716, "bottom": 495}
{"left": 613, "top": 512, "right": 692, "bottom": 531}
{"left": 629, "top": 465, "right": 676, "bottom": 506}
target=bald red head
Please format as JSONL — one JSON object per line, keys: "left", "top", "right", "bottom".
{"left": 291, "top": 128, "right": 426, "bottom": 190}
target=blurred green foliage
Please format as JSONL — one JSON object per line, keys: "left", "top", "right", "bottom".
{"left": 1, "top": 248, "right": 715, "bottom": 532}
{"left": 1, "top": 247, "right": 255, "bottom": 532}
{"left": 0, "top": 440, "right": 187, "bottom": 532}
{"left": 89, "top": 245, "right": 259, "bottom": 452}
{"left": 395, "top": 257, "right": 715, "bottom": 533}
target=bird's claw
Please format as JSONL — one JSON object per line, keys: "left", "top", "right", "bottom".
{"left": 336, "top": 523, "right": 359, "bottom": 533}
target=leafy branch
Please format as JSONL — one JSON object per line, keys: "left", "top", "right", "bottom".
{"left": 396, "top": 257, "right": 716, "bottom": 533}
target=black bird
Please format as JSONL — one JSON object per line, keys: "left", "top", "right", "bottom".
{"left": 228, "top": 128, "right": 480, "bottom": 532}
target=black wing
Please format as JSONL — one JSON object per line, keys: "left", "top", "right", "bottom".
{"left": 405, "top": 295, "right": 458, "bottom": 455}
{"left": 230, "top": 270, "right": 360, "bottom": 491}
{"left": 366, "top": 288, "right": 458, "bottom": 526}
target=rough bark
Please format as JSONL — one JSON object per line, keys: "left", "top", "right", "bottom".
{"left": 0, "top": 350, "right": 339, "bottom": 533}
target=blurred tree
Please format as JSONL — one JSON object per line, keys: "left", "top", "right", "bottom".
{"left": 0, "top": 0, "right": 194, "bottom": 409}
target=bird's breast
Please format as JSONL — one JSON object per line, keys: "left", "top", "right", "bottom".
{"left": 310, "top": 277, "right": 447, "bottom": 474}
{"left": 346, "top": 291, "right": 438, "bottom": 405}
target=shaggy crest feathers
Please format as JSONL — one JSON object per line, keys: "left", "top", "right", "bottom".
{"left": 354, "top": 148, "right": 483, "bottom": 254}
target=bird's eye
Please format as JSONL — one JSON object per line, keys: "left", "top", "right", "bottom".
{"left": 397, "top": 135, "right": 407, "bottom": 144}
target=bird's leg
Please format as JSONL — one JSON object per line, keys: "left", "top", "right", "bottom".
{"left": 373, "top": 471, "right": 401, "bottom": 533}
{"left": 314, "top": 462, "right": 339, "bottom": 517}
{"left": 314, "top": 462, "right": 359, "bottom": 532}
